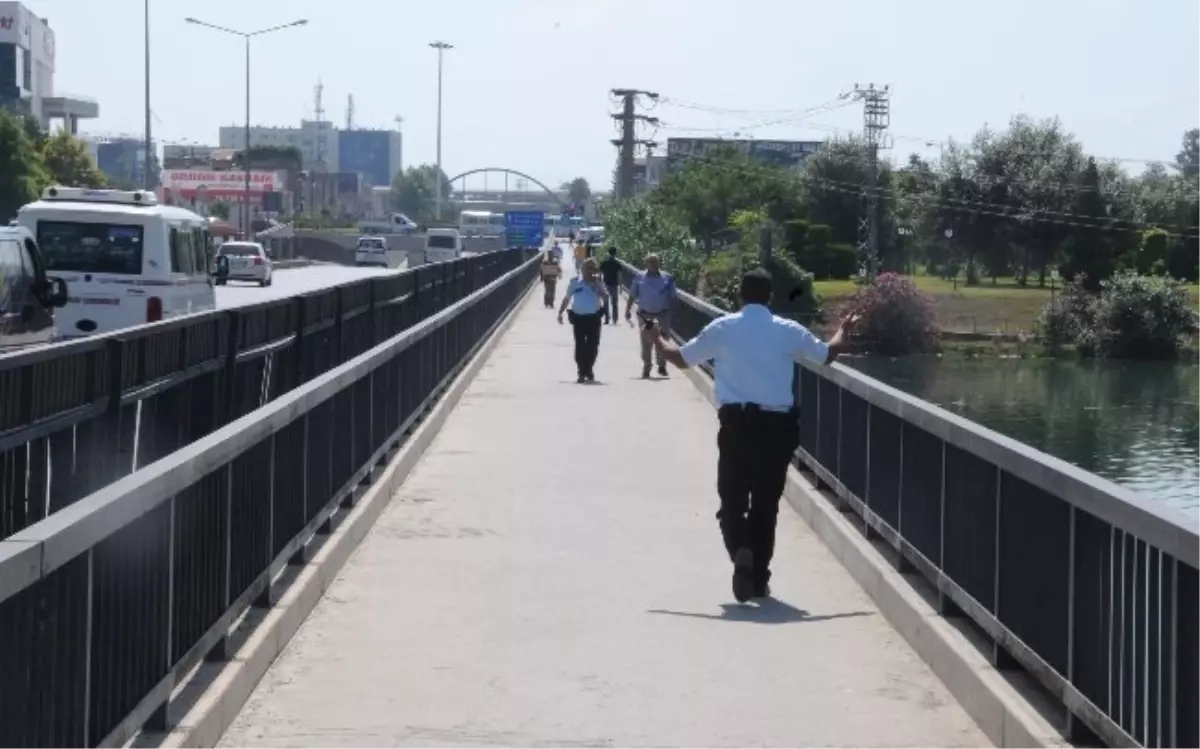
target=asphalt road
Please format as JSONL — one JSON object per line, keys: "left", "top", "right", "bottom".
{"left": 215, "top": 263, "right": 405, "bottom": 308}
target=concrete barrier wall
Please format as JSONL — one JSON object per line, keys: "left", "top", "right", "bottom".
{"left": 293, "top": 230, "right": 512, "bottom": 268}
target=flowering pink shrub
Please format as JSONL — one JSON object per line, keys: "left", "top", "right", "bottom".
{"left": 841, "top": 273, "right": 940, "bottom": 355}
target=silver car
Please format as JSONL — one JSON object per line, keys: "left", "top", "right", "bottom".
{"left": 215, "top": 241, "right": 273, "bottom": 287}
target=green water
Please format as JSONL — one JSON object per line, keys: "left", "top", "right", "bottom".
{"left": 844, "top": 356, "right": 1200, "bottom": 518}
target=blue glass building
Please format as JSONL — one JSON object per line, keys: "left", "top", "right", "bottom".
{"left": 337, "top": 129, "right": 402, "bottom": 188}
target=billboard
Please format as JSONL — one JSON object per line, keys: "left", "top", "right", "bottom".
{"left": 160, "top": 169, "right": 286, "bottom": 200}
{"left": 665, "top": 138, "right": 822, "bottom": 171}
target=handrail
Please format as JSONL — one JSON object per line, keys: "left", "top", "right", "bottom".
{"left": 0, "top": 251, "right": 540, "bottom": 747}
{"left": 619, "top": 258, "right": 1198, "bottom": 748}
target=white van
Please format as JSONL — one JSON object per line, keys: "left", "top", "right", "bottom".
{"left": 355, "top": 235, "right": 389, "bottom": 267}
{"left": 424, "top": 228, "right": 463, "bottom": 264}
{"left": 17, "top": 186, "right": 218, "bottom": 338}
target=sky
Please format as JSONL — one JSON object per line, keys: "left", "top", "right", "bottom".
{"left": 41, "top": 0, "right": 1200, "bottom": 191}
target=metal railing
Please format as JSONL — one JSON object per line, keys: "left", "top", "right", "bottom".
{"left": 619, "top": 261, "right": 1198, "bottom": 748}
{"left": 0, "top": 252, "right": 527, "bottom": 541}
{"left": 0, "top": 252, "right": 540, "bottom": 747}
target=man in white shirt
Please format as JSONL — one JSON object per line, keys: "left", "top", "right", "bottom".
{"left": 558, "top": 257, "right": 610, "bottom": 383}
{"left": 642, "top": 267, "right": 857, "bottom": 602}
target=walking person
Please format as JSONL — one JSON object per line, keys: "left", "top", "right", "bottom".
{"left": 599, "top": 247, "right": 622, "bottom": 324}
{"left": 624, "top": 254, "right": 678, "bottom": 378}
{"left": 540, "top": 250, "right": 562, "bottom": 308}
{"left": 557, "top": 257, "right": 609, "bottom": 383}
{"left": 641, "top": 267, "right": 857, "bottom": 602}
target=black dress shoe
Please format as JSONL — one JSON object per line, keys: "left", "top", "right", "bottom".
{"left": 657, "top": 364, "right": 669, "bottom": 377}
{"left": 732, "top": 548, "right": 755, "bottom": 603}
{"left": 753, "top": 582, "right": 771, "bottom": 599}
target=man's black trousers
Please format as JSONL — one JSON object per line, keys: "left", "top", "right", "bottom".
{"left": 568, "top": 311, "right": 602, "bottom": 377}
{"left": 715, "top": 404, "right": 801, "bottom": 588}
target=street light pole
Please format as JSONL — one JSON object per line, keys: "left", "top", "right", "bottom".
{"left": 185, "top": 17, "right": 308, "bottom": 238}
{"left": 429, "top": 41, "right": 452, "bottom": 221}
{"left": 143, "top": 0, "right": 152, "bottom": 190}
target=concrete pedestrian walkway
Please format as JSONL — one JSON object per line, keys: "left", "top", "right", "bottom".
{"left": 219, "top": 272, "right": 990, "bottom": 747}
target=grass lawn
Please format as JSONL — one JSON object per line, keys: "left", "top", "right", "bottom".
{"left": 813, "top": 276, "right": 1200, "bottom": 335}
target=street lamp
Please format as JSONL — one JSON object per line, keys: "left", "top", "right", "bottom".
{"left": 185, "top": 17, "right": 308, "bottom": 239}
{"left": 143, "top": 0, "right": 152, "bottom": 190}
{"left": 429, "top": 41, "right": 453, "bottom": 221}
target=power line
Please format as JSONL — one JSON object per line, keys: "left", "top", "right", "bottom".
{"left": 650, "top": 148, "right": 1199, "bottom": 238}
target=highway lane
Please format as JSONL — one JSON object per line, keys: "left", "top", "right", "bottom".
{"left": 216, "top": 263, "right": 404, "bottom": 308}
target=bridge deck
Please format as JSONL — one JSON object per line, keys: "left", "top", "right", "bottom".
{"left": 220, "top": 267, "right": 989, "bottom": 747}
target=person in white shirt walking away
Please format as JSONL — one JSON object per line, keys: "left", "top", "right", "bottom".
{"left": 624, "top": 253, "right": 677, "bottom": 379}
{"left": 642, "top": 267, "right": 858, "bottom": 602}
{"left": 558, "top": 257, "right": 610, "bottom": 383}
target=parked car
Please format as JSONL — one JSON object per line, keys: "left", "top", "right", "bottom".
{"left": 0, "top": 225, "right": 69, "bottom": 351}
{"left": 215, "top": 241, "right": 272, "bottom": 287}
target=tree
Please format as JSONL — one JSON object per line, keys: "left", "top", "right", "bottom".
{"left": 390, "top": 164, "right": 452, "bottom": 223}
{"left": 652, "top": 146, "right": 803, "bottom": 253}
{"left": 209, "top": 201, "right": 231, "bottom": 221}
{"left": 1175, "top": 128, "right": 1198, "bottom": 178}
{"left": 0, "top": 110, "right": 46, "bottom": 220}
{"left": 563, "top": 177, "right": 591, "bottom": 206}
{"left": 40, "top": 130, "right": 107, "bottom": 189}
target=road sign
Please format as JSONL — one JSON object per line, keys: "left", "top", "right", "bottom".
{"left": 504, "top": 211, "right": 545, "bottom": 249}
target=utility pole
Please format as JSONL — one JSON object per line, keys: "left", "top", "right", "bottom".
{"left": 609, "top": 89, "right": 658, "bottom": 200}
{"left": 430, "top": 41, "right": 453, "bottom": 220}
{"left": 850, "top": 83, "right": 890, "bottom": 282}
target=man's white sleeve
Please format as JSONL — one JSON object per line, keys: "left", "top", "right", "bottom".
{"left": 787, "top": 321, "right": 830, "bottom": 364}
{"left": 679, "top": 319, "right": 724, "bottom": 367}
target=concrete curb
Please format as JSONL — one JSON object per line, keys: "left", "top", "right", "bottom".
{"left": 675, "top": 363, "right": 1066, "bottom": 749}
{"left": 142, "top": 282, "right": 537, "bottom": 749}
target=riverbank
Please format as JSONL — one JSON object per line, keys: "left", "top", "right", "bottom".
{"left": 813, "top": 275, "right": 1200, "bottom": 335}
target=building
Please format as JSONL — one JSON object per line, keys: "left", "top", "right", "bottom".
{"left": 665, "top": 137, "right": 822, "bottom": 173}
{"left": 0, "top": 2, "right": 96, "bottom": 131}
{"left": 218, "top": 120, "right": 339, "bottom": 172}
{"left": 87, "top": 136, "right": 159, "bottom": 188}
{"left": 632, "top": 155, "right": 668, "bottom": 195}
{"left": 337, "top": 128, "right": 402, "bottom": 188}
{"left": 162, "top": 143, "right": 219, "bottom": 169}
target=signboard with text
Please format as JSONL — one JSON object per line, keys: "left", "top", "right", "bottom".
{"left": 160, "top": 169, "right": 286, "bottom": 201}
{"left": 504, "top": 211, "right": 545, "bottom": 249}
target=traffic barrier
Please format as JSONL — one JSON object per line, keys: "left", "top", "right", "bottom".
{"left": 0, "top": 252, "right": 530, "bottom": 541}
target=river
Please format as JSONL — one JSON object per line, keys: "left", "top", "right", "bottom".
{"left": 844, "top": 356, "right": 1200, "bottom": 518}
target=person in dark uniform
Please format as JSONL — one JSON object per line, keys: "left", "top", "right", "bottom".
{"left": 641, "top": 268, "right": 858, "bottom": 602}
{"left": 599, "top": 247, "right": 622, "bottom": 324}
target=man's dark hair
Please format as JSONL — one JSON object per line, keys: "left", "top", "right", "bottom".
{"left": 607, "top": 246, "right": 616, "bottom": 256}
{"left": 739, "top": 267, "right": 774, "bottom": 305}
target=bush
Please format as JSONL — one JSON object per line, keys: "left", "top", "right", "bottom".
{"left": 1036, "top": 274, "right": 1098, "bottom": 350}
{"left": 701, "top": 244, "right": 819, "bottom": 319}
{"left": 840, "top": 273, "right": 939, "bottom": 355}
{"left": 1035, "top": 272, "right": 1197, "bottom": 358}
{"left": 1094, "top": 272, "right": 1198, "bottom": 358}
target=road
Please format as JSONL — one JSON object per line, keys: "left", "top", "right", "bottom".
{"left": 215, "top": 263, "right": 404, "bottom": 308}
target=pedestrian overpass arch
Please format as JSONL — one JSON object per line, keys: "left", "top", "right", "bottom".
{"left": 447, "top": 168, "right": 567, "bottom": 210}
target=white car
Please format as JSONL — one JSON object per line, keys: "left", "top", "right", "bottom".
{"left": 215, "top": 241, "right": 273, "bottom": 286}
{"left": 355, "top": 236, "right": 389, "bottom": 267}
